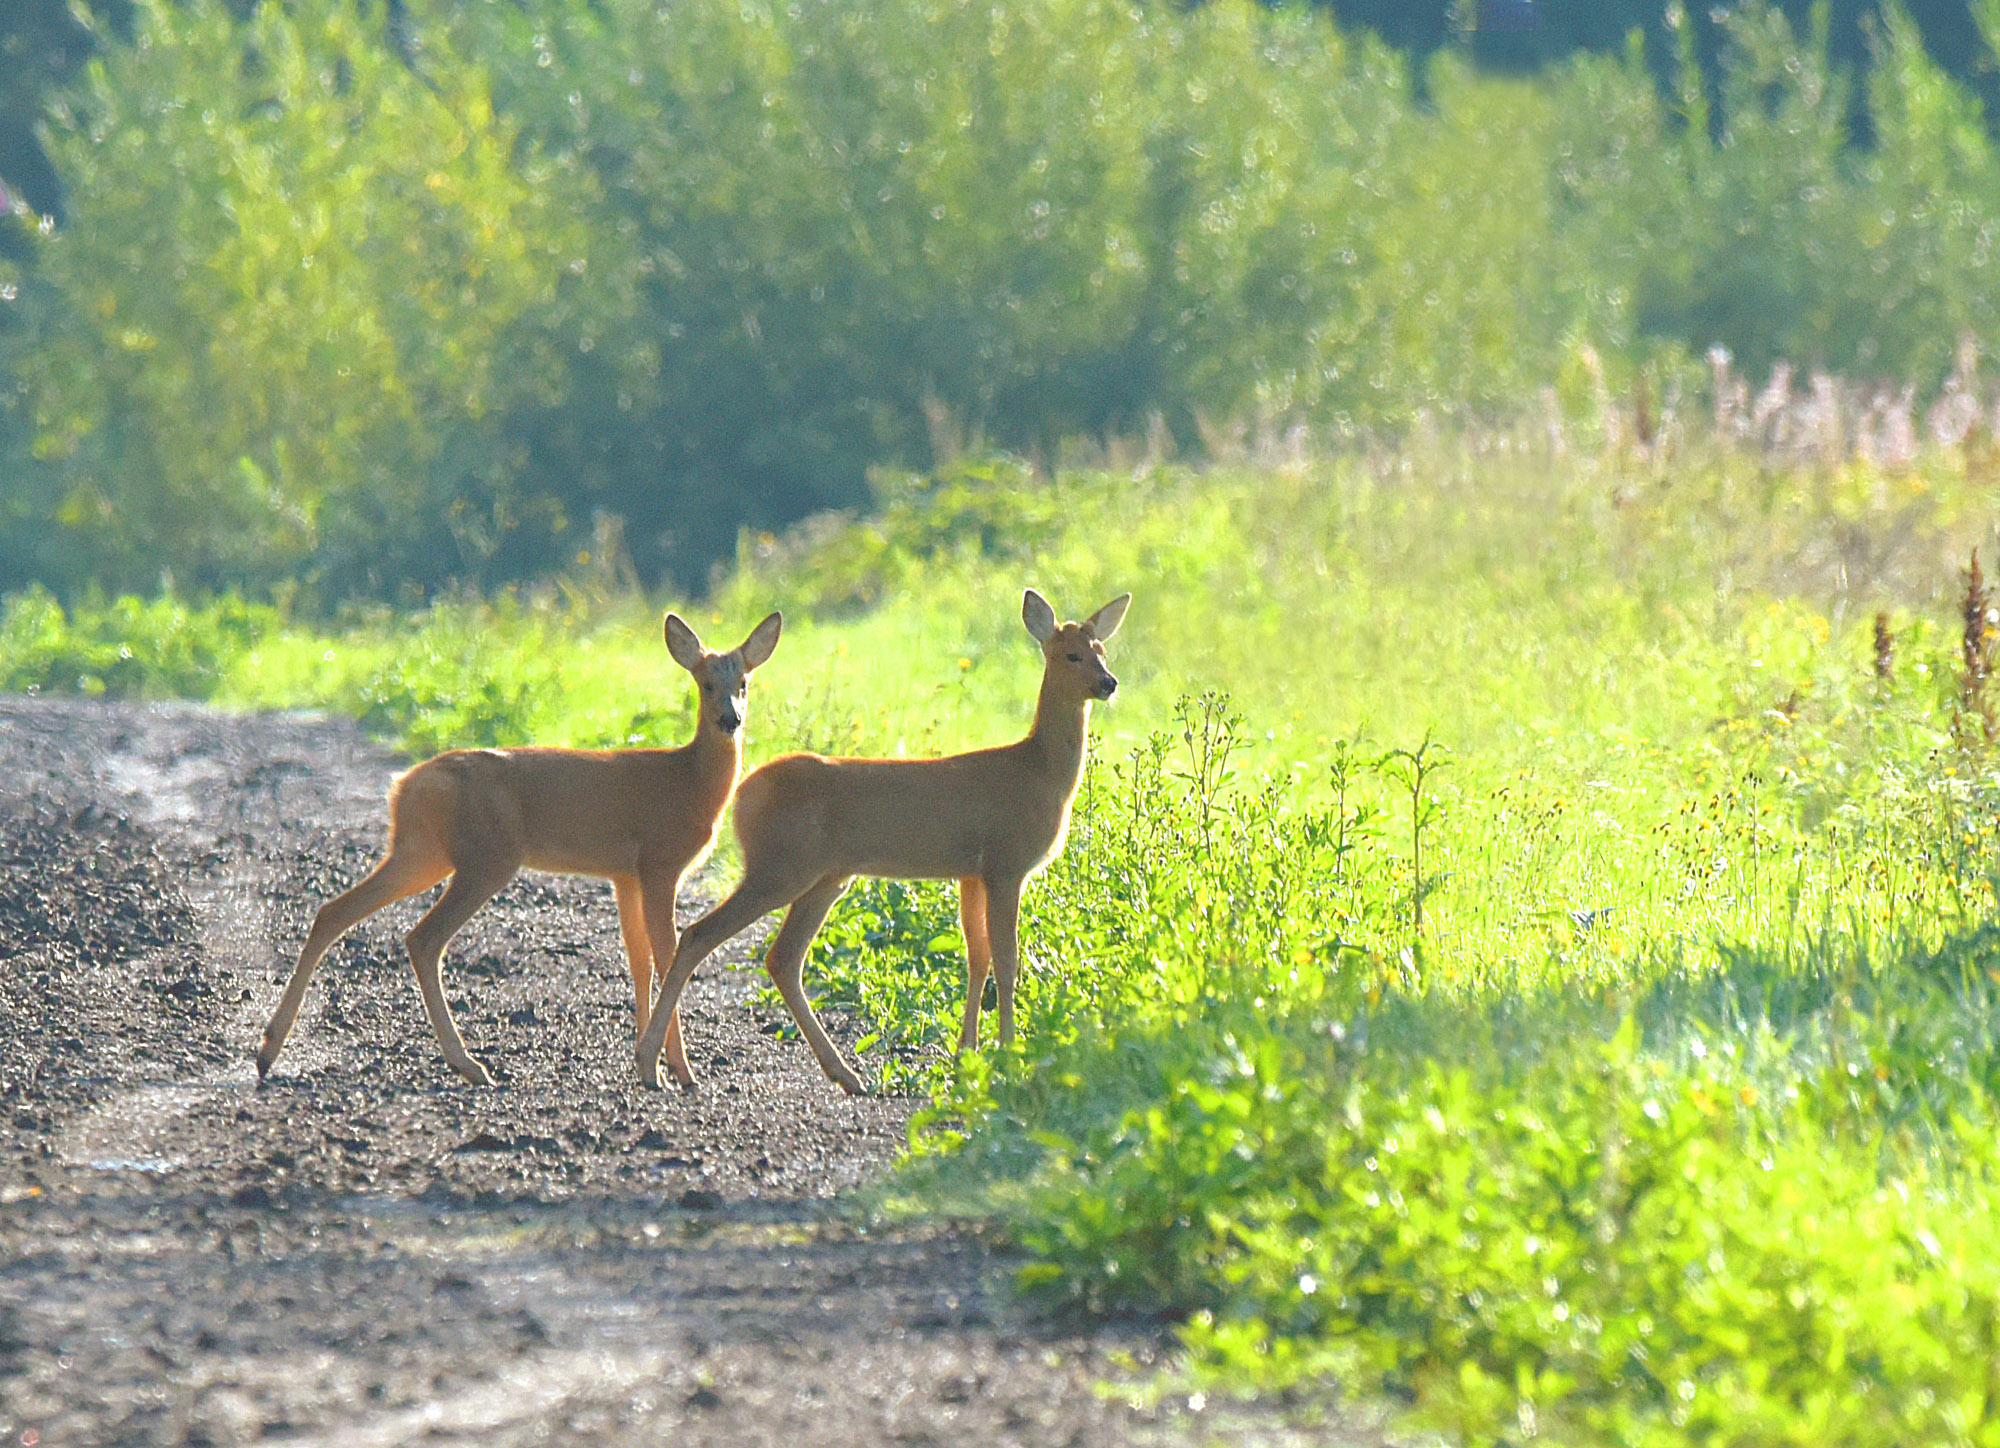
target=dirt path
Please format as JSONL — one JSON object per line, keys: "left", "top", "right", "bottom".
{"left": 0, "top": 697, "right": 1373, "bottom": 1446}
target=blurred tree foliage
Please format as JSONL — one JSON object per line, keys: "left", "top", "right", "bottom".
{"left": 0, "top": 0, "right": 128, "bottom": 225}
{"left": 5, "top": 1, "right": 629, "bottom": 596}
{"left": 2, "top": 0, "right": 2000, "bottom": 603}
{"left": 1337, "top": 0, "right": 1991, "bottom": 115}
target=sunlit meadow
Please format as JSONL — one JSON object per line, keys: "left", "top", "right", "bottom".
{"left": 9, "top": 397, "right": 2000, "bottom": 1437}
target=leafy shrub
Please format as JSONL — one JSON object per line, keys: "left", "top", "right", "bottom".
{"left": 880, "top": 714, "right": 2000, "bottom": 1442}
{"left": 8, "top": 0, "right": 625, "bottom": 600}
{"left": 0, "top": 585, "right": 281, "bottom": 697}
{"left": 9, "top": 0, "right": 2000, "bottom": 600}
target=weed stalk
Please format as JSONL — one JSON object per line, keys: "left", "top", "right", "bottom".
{"left": 1384, "top": 730, "right": 1451, "bottom": 967}
{"left": 1957, "top": 549, "right": 1996, "bottom": 747}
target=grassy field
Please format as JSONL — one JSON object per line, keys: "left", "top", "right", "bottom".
{"left": 9, "top": 430, "right": 2000, "bottom": 1441}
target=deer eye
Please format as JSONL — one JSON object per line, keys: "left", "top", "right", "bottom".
{"left": 1066, "top": 652, "right": 1082, "bottom": 663}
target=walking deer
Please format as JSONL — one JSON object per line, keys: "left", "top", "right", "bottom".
{"left": 635, "top": 588, "right": 1130, "bottom": 1095}
{"left": 256, "top": 610, "right": 782, "bottom": 1087}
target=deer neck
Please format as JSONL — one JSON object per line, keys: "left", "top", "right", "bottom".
{"left": 1026, "top": 670, "right": 1093, "bottom": 794}
{"left": 686, "top": 714, "right": 744, "bottom": 808}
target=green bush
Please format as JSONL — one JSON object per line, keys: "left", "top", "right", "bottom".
{"left": 1014, "top": 1012, "right": 2000, "bottom": 1445}
{"left": 7, "top": 0, "right": 626, "bottom": 599}
{"left": 8, "top": 1, "right": 2000, "bottom": 601}
{"left": 881, "top": 711, "right": 2000, "bottom": 1442}
{"left": 0, "top": 585, "right": 281, "bottom": 697}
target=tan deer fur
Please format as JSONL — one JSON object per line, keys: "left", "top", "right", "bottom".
{"left": 256, "top": 610, "right": 782, "bottom": 1087}
{"left": 635, "top": 588, "right": 1130, "bottom": 1095}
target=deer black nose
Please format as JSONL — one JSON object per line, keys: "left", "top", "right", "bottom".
{"left": 1097, "top": 672, "right": 1118, "bottom": 699}
{"left": 720, "top": 709, "right": 742, "bottom": 733}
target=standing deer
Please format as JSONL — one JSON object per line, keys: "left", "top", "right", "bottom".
{"left": 256, "top": 610, "right": 782, "bottom": 1087}
{"left": 636, "top": 588, "right": 1130, "bottom": 1095}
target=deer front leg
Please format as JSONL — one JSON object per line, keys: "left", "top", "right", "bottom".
{"left": 982, "top": 875, "right": 1024, "bottom": 1050}
{"left": 637, "top": 873, "right": 691, "bottom": 1088}
{"left": 958, "top": 875, "right": 992, "bottom": 1053}
{"left": 612, "top": 875, "right": 655, "bottom": 1038}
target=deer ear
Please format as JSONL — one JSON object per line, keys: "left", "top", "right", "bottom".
{"left": 664, "top": 613, "right": 705, "bottom": 669}
{"left": 1085, "top": 593, "right": 1130, "bottom": 641}
{"left": 1022, "top": 589, "right": 1057, "bottom": 643}
{"left": 739, "top": 611, "right": 782, "bottom": 670}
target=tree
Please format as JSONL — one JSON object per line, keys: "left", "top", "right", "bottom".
{"left": 6, "top": 0, "right": 626, "bottom": 598}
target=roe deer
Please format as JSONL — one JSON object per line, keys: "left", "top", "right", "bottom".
{"left": 635, "top": 588, "right": 1129, "bottom": 1094}
{"left": 256, "top": 610, "right": 782, "bottom": 1087}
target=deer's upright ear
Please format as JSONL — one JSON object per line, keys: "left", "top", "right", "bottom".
{"left": 740, "top": 611, "right": 783, "bottom": 670}
{"left": 664, "top": 613, "right": 706, "bottom": 670}
{"left": 1085, "top": 593, "right": 1131, "bottom": 641}
{"left": 1022, "top": 588, "right": 1057, "bottom": 643}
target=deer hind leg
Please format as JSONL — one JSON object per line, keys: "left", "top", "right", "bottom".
{"left": 636, "top": 869, "right": 691, "bottom": 1089}
{"left": 637, "top": 864, "right": 812, "bottom": 1088}
{"left": 762, "top": 874, "right": 862, "bottom": 1095}
{"left": 257, "top": 842, "right": 450, "bottom": 1082}
{"left": 982, "top": 875, "right": 1025, "bottom": 1049}
{"left": 958, "top": 876, "right": 993, "bottom": 1053}
{"left": 404, "top": 859, "right": 518, "bottom": 1086}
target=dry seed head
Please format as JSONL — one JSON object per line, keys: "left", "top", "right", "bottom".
{"left": 1962, "top": 549, "right": 1991, "bottom": 684}
{"left": 1957, "top": 549, "right": 1998, "bottom": 746}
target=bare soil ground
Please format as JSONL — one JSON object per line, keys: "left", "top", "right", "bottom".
{"left": 0, "top": 697, "right": 1378, "bottom": 1447}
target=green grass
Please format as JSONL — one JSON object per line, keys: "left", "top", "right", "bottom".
{"left": 8, "top": 436, "right": 2000, "bottom": 1440}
